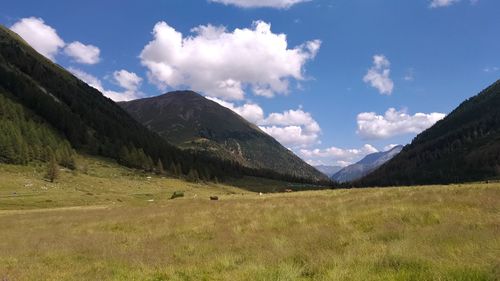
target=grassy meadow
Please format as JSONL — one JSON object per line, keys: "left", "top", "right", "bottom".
{"left": 0, "top": 157, "right": 499, "bottom": 280}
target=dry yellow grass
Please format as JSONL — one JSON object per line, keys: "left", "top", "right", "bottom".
{"left": 0, "top": 158, "right": 499, "bottom": 280}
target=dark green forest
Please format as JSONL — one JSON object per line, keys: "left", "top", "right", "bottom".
{"left": 358, "top": 80, "right": 500, "bottom": 187}
{"left": 120, "top": 91, "right": 328, "bottom": 182}
{"left": 0, "top": 93, "right": 74, "bottom": 167}
{"left": 0, "top": 25, "right": 332, "bottom": 187}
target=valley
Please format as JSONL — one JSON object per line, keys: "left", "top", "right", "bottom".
{"left": 0, "top": 158, "right": 498, "bottom": 280}
{"left": 0, "top": 2, "right": 499, "bottom": 280}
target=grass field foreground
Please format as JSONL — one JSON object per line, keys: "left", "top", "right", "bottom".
{"left": 0, "top": 158, "right": 499, "bottom": 280}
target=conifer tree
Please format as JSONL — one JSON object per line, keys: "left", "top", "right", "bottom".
{"left": 156, "top": 159, "right": 164, "bottom": 175}
{"left": 45, "top": 152, "right": 59, "bottom": 183}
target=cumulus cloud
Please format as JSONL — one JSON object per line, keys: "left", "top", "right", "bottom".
{"left": 10, "top": 17, "right": 101, "bottom": 64}
{"left": 140, "top": 21, "right": 320, "bottom": 100}
{"left": 357, "top": 108, "right": 446, "bottom": 140}
{"left": 259, "top": 109, "right": 321, "bottom": 148}
{"left": 383, "top": 144, "right": 400, "bottom": 151}
{"left": 112, "top": 70, "right": 143, "bottom": 92}
{"left": 300, "top": 144, "right": 379, "bottom": 167}
{"left": 208, "top": 98, "right": 320, "bottom": 147}
{"left": 206, "top": 97, "right": 264, "bottom": 123}
{"left": 68, "top": 67, "right": 103, "bottom": 90}
{"left": 363, "top": 54, "right": 394, "bottom": 95}
{"left": 429, "top": 0, "right": 459, "bottom": 8}
{"left": 208, "top": 0, "right": 311, "bottom": 9}
{"left": 10, "top": 17, "right": 65, "bottom": 61}
{"left": 260, "top": 125, "right": 319, "bottom": 148}
{"left": 68, "top": 67, "right": 143, "bottom": 101}
{"left": 64, "top": 41, "right": 101, "bottom": 64}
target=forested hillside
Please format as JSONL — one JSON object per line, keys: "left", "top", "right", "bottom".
{"left": 120, "top": 91, "right": 328, "bottom": 182}
{"left": 359, "top": 80, "right": 500, "bottom": 186}
{"left": 0, "top": 93, "right": 74, "bottom": 167}
{"left": 0, "top": 25, "right": 330, "bottom": 185}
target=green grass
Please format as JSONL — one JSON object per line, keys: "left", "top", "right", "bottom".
{"left": 0, "top": 157, "right": 499, "bottom": 280}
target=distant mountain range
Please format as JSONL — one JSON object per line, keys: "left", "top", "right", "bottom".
{"left": 359, "top": 80, "right": 500, "bottom": 186}
{"left": 332, "top": 145, "right": 403, "bottom": 183}
{"left": 314, "top": 165, "right": 342, "bottom": 177}
{"left": 120, "top": 91, "right": 328, "bottom": 182}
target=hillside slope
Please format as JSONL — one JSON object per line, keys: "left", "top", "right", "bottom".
{"left": 0, "top": 25, "right": 180, "bottom": 169}
{"left": 119, "top": 91, "right": 328, "bottom": 181}
{"left": 314, "top": 165, "right": 342, "bottom": 177}
{"left": 0, "top": 25, "right": 324, "bottom": 184}
{"left": 332, "top": 145, "right": 402, "bottom": 183}
{"left": 359, "top": 80, "right": 500, "bottom": 186}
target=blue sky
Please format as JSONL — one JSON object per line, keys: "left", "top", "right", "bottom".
{"left": 2, "top": 0, "right": 499, "bottom": 166}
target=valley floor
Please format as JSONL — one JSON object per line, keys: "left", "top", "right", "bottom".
{"left": 0, "top": 159, "right": 499, "bottom": 280}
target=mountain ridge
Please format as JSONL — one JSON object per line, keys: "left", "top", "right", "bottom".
{"left": 358, "top": 80, "right": 500, "bottom": 186}
{"left": 0, "top": 24, "right": 329, "bottom": 186}
{"left": 119, "top": 91, "right": 329, "bottom": 181}
{"left": 332, "top": 145, "right": 403, "bottom": 183}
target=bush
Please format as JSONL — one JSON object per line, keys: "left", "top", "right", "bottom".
{"left": 170, "top": 191, "right": 184, "bottom": 199}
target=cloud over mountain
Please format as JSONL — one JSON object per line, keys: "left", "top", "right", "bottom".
{"left": 300, "top": 144, "right": 379, "bottom": 167}
{"left": 64, "top": 41, "right": 100, "bottom": 64}
{"left": 10, "top": 17, "right": 65, "bottom": 61}
{"left": 207, "top": 98, "right": 321, "bottom": 148}
{"left": 68, "top": 67, "right": 143, "bottom": 101}
{"left": 357, "top": 108, "right": 445, "bottom": 139}
{"left": 11, "top": 17, "right": 101, "bottom": 64}
{"left": 140, "top": 21, "right": 320, "bottom": 100}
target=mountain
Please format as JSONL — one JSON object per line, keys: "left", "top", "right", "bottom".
{"left": 332, "top": 145, "right": 403, "bottom": 183}
{"left": 314, "top": 165, "right": 342, "bottom": 177}
{"left": 119, "top": 91, "right": 329, "bottom": 181}
{"left": 359, "top": 80, "right": 500, "bottom": 186}
{"left": 0, "top": 24, "right": 324, "bottom": 184}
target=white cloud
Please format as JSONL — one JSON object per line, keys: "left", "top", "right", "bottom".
{"left": 206, "top": 97, "right": 264, "bottom": 123}
{"left": 112, "top": 70, "right": 143, "bottom": 91}
{"left": 140, "top": 21, "right": 320, "bottom": 100}
{"left": 357, "top": 108, "right": 446, "bottom": 140}
{"left": 483, "top": 66, "right": 499, "bottom": 73}
{"left": 68, "top": 67, "right": 103, "bottom": 90}
{"left": 363, "top": 54, "right": 394, "bottom": 95}
{"left": 10, "top": 17, "right": 65, "bottom": 61}
{"left": 100, "top": 90, "right": 142, "bottom": 102}
{"left": 208, "top": 97, "right": 320, "bottom": 147}
{"left": 260, "top": 125, "right": 319, "bottom": 148}
{"left": 430, "top": 0, "right": 479, "bottom": 8}
{"left": 64, "top": 41, "right": 101, "bottom": 64}
{"left": 11, "top": 17, "right": 101, "bottom": 65}
{"left": 208, "top": 0, "right": 311, "bottom": 9}
{"left": 300, "top": 144, "right": 379, "bottom": 167}
{"left": 383, "top": 144, "right": 400, "bottom": 151}
{"left": 259, "top": 109, "right": 321, "bottom": 148}
{"left": 68, "top": 67, "right": 143, "bottom": 101}
{"left": 429, "top": 0, "right": 459, "bottom": 8}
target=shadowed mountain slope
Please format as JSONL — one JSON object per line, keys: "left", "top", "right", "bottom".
{"left": 332, "top": 145, "right": 403, "bottom": 183}
{"left": 0, "top": 25, "right": 328, "bottom": 185}
{"left": 120, "top": 91, "right": 328, "bottom": 181}
{"left": 359, "top": 80, "right": 500, "bottom": 186}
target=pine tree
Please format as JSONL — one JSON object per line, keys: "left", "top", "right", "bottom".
{"left": 187, "top": 168, "right": 200, "bottom": 182}
{"left": 156, "top": 159, "right": 164, "bottom": 175}
{"left": 45, "top": 152, "right": 59, "bottom": 183}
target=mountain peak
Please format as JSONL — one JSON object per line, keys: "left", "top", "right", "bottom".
{"left": 120, "top": 93, "right": 329, "bottom": 182}
{"left": 332, "top": 145, "right": 403, "bottom": 183}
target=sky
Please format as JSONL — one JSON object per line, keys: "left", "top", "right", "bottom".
{"left": 2, "top": 0, "right": 499, "bottom": 167}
